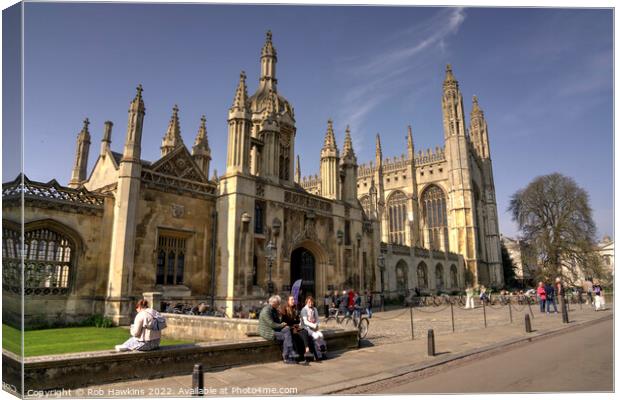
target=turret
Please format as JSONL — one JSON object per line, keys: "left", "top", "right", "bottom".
{"left": 192, "top": 115, "right": 211, "bottom": 179}
{"left": 469, "top": 96, "right": 490, "bottom": 159}
{"left": 442, "top": 64, "right": 467, "bottom": 138}
{"left": 226, "top": 71, "right": 252, "bottom": 175}
{"left": 259, "top": 89, "right": 281, "bottom": 181}
{"left": 122, "top": 84, "right": 145, "bottom": 162}
{"left": 161, "top": 104, "right": 183, "bottom": 157}
{"left": 259, "top": 30, "right": 277, "bottom": 91}
{"left": 340, "top": 125, "right": 358, "bottom": 204}
{"left": 320, "top": 119, "right": 340, "bottom": 199}
{"left": 105, "top": 85, "right": 146, "bottom": 324}
{"left": 68, "top": 118, "right": 91, "bottom": 188}
{"left": 100, "top": 121, "right": 113, "bottom": 156}
{"left": 407, "top": 125, "right": 421, "bottom": 246}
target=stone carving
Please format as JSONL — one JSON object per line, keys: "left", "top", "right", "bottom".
{"left": 171, "top": 204, "right": 185, "bottom": 218}
{"left": 284, "top": 190, "right": 332, "bottom": 212}
{"left": 256, "top": 182, "right": 265, "bottom": 197}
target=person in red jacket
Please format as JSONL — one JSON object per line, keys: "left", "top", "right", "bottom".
{"left": 536, "top": 281, "right": 547, "bottom": 313}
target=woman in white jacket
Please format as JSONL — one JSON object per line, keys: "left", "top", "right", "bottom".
{"left": 300, "top": 296, "right": 327, "bottom": 359}
{"left": 115, "top": 299, "right": 162, "bottom": 352}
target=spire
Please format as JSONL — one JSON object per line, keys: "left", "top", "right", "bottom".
{"left": 68, "top": 118, "right": 92, "bottom": 188}
{"left": 130, "top": 84, "right": 145, "bottom": 113}
{"left": 375, "top": 133, "right": 383, "bottom": 166}
{"left": 407, "top": 125, "right": 415, "bottom": 159}
{"left": 193, "top": 115, "right": 210, "bottom": 152}
{"left": 322, "top": 119, "right": 337, "bottom": 151}
{"left": 161, "top": 104, "right": 183, "bottom": 157}
{"left": 122, "top": 84, "right": 146, "bottom": 162}
{"left": 471, "top": 95, "right": 482, "bottom": 115}
{"left": 342, "top": 125, "right": 356, "bottom": 159}
{"left": 444, "top": 64, "right": 457, "bottom": 83}
{"left": 261, "top": 30, "right": 277, "bottom": 58}
{"left": 231, "top": 71, "right": 249, "bottom": 112}
{"left": 295, "top": 155, "right": 301, "bottom": 184}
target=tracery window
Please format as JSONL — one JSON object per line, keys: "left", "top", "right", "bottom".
{"left": 417, "top": 262, "right": 428, "bottom": 289}
{"left": 255, "top": 201, "right": 265, "bottom": 234}
{"left": 156, "top": 232, "right": 188, "bottom": 285}
{"left": 359, "top": 195, "right": 371, "bottom": 217}
{"left": 3, "top": 224, "right": 75, "bottom": 295}
{"left": 422, "top": 185, "right": 449, "bottom": 250}
{"left": 387, "top": 191, "right": 408, "bottom": 245}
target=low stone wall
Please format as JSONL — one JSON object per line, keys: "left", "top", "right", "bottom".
{"left": 4, "top": 329, "right": 358, "bottom": 392}
{"left": 160, "top": 313, "right": 258, "bottom": 341}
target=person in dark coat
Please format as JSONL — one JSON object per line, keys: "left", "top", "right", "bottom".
{"left": 258, "top": 295, "right": 298, "bottom": 364}
{"left": 544, "top": 282, "right": 558, "bottom": 314}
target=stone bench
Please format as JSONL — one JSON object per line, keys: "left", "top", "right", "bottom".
{"left": 3, "top": 328, "right": 358, "bottom": 392}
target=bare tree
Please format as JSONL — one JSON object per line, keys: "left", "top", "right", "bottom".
{"left": 508, "top": 173, "right": 600, "bottom": 285}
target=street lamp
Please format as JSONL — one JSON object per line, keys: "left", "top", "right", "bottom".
{"left": 265, "top": 240, "right": 276, "bottom": 296}
{"left": 378, "top": 253, "right": 386, "bottom": 312}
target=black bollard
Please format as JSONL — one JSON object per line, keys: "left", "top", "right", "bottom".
{"left": 450, "top": 302, "right": 455, "bottom": 333}
{"left": 562, "top": 297, "right": 569, "bottom": 324}
{"left": 525, "top": 314, "right": 532, "bottom": 333}
{"left": 192, "top": 363, "right": 204, "bottom": 396}
{"left": 527, "top": 301, "right": 535, "bottom": 319}
{"left": 427, "top": 329, "right": 435, "bottom": 356}
{"left": 409, "top": 306, "right": 414, "bottom": 340}
{"left": 482, "top": 300, "right": 487, "bottom": 328}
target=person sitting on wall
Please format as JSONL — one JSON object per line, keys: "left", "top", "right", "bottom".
{"left": 301, "top": 295, "right": 327, "bottom": 360}
{"left": 115, "top": 299, "right": 162, "bottom": 352}
{"left": 280, "top": 295, "right": 315, "bottom": 361}
{"left": 338, "top": 290, "right": 349, "bottom": 316}
{"left": 258, "top": 295, "right": 298, "bottom": 364}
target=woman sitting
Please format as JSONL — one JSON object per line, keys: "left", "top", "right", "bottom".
{"left": 280, "top": 295, "right": 314, "bottom": 361}
{"left": 115, "top": 299, "right": 162, "bottom": 352}
{"left": 301, "top": 295, "right": 327, "bottom": 360}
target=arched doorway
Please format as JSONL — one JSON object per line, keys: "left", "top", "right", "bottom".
{"left": 291, "top": 247, "right": 316, "bottom": 301}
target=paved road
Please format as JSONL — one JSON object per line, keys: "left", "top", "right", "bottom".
{"left": 374, "top": 318, "right": 613, "bottom": 393}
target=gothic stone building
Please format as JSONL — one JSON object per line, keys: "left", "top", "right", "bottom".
{"left": 3, "top": 32, "right": 501, "bottom": 326}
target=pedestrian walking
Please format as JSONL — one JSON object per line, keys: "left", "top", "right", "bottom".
{"left": 584, "top": 278, "right": 594, "bottom": 306}
{"left": 536, "top": 281, "right": 547, "bottom": 313}
{"left": 323, "top": 293, "right": 330, "bottom": 318}
{"left": 593, "top": 281, "right": 605, "bottom": 311}
{"left": 544, "top": 282, "right": 558, "bottom": 314}
{"left": 465, "top": 285, "right": 475, "bottom": 309}
{"left": 365, "top": 290, "right": 373, "bottom": 318}
{"left": 479, "top": 285, "right": 488, "bottom": 306}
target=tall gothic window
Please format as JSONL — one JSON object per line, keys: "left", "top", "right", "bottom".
{"left": 395, "top": 260, "right": 408, "bottom": 294}
{"left": 3, "top": 224, "right": 76, "bottom": 295}
{"left": 422, "top": 185, "right": 449, "bottom": 250}
{"left": 417, "top": 262, "right": 428, "bottom": 289}
{"left": 360, "top": 195, "right": 371, "bottom": 218}
{"left": 387, "top": 191, "right": 408, "bottom": 245}
{"left": 156, "top": 232, "right": 187, "bottom": 285}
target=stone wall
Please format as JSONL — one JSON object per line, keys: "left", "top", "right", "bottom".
{"left": 160, "top": 313, "right": 259, "bottom": 341}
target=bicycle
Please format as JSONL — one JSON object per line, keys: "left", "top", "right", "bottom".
{"left": 324, "top": 307, "right": 346, "bottom": 324}
{"left": 343, "top": 307, "right": 370, "bottom": 339}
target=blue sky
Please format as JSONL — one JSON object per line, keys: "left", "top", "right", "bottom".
{"left": 5, "top": 4, "right": 613, "bottom": 239}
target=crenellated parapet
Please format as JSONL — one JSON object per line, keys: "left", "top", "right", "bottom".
{"left": 300, "top": 174, "right": 321, "bottom": 193}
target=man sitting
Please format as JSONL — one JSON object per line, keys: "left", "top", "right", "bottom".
{"left": 258, "top": 295, "right": 298, "bottom": 364}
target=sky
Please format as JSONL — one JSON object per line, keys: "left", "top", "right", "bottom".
{"left": 4, "top": 3, "right": 613, "bottom": 240}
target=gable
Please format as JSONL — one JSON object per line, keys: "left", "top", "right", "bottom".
{"left": 148, "top": 145, "right": 208, "bottom": 183}
{"left": 84, "top": 151, "right": 120, "bottom": 191}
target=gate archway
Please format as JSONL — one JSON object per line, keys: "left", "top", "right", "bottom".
{"left": 291, "top": 247, "right": 316, "bottom": 301}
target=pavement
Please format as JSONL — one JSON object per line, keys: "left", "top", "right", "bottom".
{"left": 76, "top": 303, "right": 613, "bottom": 397}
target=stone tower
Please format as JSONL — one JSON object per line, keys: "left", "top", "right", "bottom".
{"left": 161, "top": 104, "right": 183, "bottom": 157}
{"left": 105, "top": 85, "right": 145, "bottom": 324}
{"left": 442, "top": 65, "right": 482, "bottom": 284}
{"left": 68, "top": 118, "right": 91, "bottom": 188}
{"left": 407, "top": 125, "right": 421, "bottom": 246}
{"left": 226, "top": 71, "right": 252, "bottom": 175}
{"left": 259, "top": 89, "right": 281, "bottom": 182}
{"left": 192, "top": 115, "right": 211, "bottom": 179}
{"left": 320, "top": 119, "right": 340, "bottom": 199}
{"left": 469, "top": 96, "right": 502, "bottom": 284}
{"left": 340, "top": 125, "right": 358, "bottom": 205}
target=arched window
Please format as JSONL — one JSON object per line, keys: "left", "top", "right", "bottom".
{"left": 417, "top": 262, "right": 428, "bottom": 289}
{"left": 421, "top": 185, "right": 449, "bottom": 250}
{"left": 3, "top": 223, "right": 77, "bottom": 296}
{"left": 395, "top": 260, "right": 409, "bottom": 294}
{"left": 359, "top": 195, "right": 371, "bottom": 218}
{"left": 387, "top": 191, "right": 408, "bottom": 245}
{"left": 435, "top": 264, "right": 444, "bottom": 290}
{"left": 450, "top": 264, "right": 458, "bottom": 288}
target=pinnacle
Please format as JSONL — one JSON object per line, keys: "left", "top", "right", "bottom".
{"left": 343, "top": 125, "right": 355, "bottom": 158}
{"left": 407, "top": 125, "right": 414, "bottom": 150}
{"left": 444, "top": 64, "right": 456, "bottom": 83}
{"left": 323, "top": 119, "right": 337, "bottom": 150}
{"left": 194, "top": 115, "right": 209, "bottom": 149}
{"left": 261, "top": 29, "right": 277, "bottom": 58}
{"left": 232, "top": 71, "right": 249, "bottom": 110}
